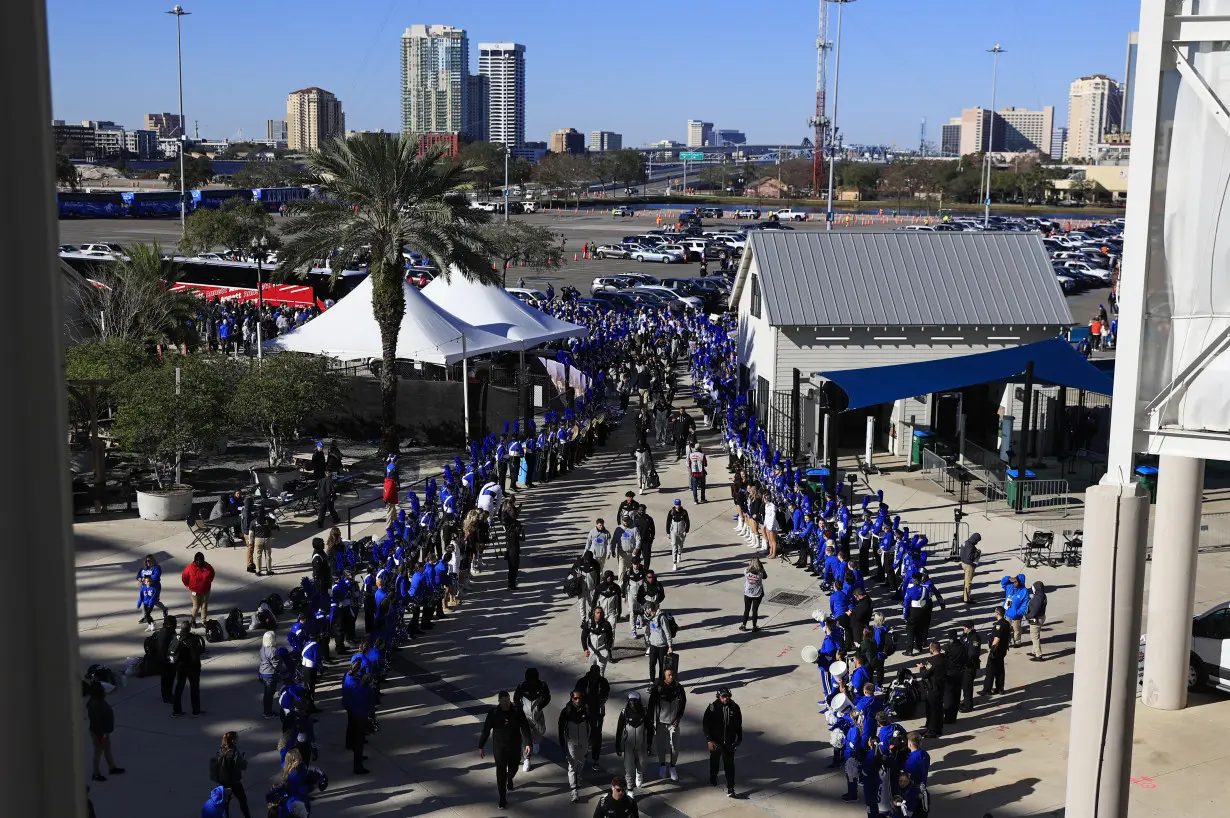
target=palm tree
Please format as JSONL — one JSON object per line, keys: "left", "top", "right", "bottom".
{"left": 72, "top": 242, "right": 201, "bottom": 350}
{"left": 275, "top": 133, "right": 495, "bottom": 454}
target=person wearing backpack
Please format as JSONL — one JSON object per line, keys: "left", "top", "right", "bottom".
{"left": 513, "top": 668, "right": 551, "bottom": 769}
{"left": 958, "top": 533, "right": 982, "bottom": 604}
{"left": 739, "top": 557, "right": 767, "bottom": 632}
{"left": 210, "top": 731, "right": 251, "bottom": 818}
{"left": 643, "top": 602, "right": 674, "bottom": 684}
{"left": 170, "top": 619, "right": 205, "bottom": 717}
{"left": 686, "top": 445, "right": 708, "bottom": 503}
{"left": 1026, "top": 580, "right": 1048, "bottom": 660}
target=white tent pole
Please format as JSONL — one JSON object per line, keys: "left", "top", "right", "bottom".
{"left": 461, "top": 334, "right": 470, "bottom": 446}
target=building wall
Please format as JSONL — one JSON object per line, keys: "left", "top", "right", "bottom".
{"left": 589, "top": 131, "right": 622, "bottom": 151}
{"left": 401, "top": 25, "right": 468, "bottom": 136}
{"left": 478, "top": 42, "right": 525, "bottom": 148}
{"left": 287, "top": 88, "right": 345, "bottom": 152}
{"left": 550, "top": 128, "right": 584, "bottom": 155}
{"left": 1067, "top": 75, "right": 1123, "bottom": 161}
{"left": 266, "top": 119, "right": 288, "bottom": 142}
{"left": 144, "top": 113, "right": 182, "bottom": 138}
{"left": 465, "top": 74, "right": 489, "bottom": 142}
{"left": 687, "top": 120, "right": 713, "bottom": 148}
{"left": 734, "top": 260, "right": 779, "bottom": 410}
{"left": 998, "top": 106, "right": 1054, "bottom": 153}
{"left": 959, "top": 108, "right": 992, "bottom": 156}
{"left": 940, "top": 121, "right": 961, "bottom": 157}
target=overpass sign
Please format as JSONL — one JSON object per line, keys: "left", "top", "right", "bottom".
{"left": 680, "top": 151, "right": 704, "bottom": 160}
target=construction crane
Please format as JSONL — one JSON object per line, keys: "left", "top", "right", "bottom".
{"left": 808, "top": 0, "right": 831, "bottom": 197}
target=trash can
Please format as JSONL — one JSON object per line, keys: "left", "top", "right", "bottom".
{"left": 910, "top": 429, "right": 936, "bottom": 467}
{"left": 1005, "top": 469, "right": 1036, "bottom": 509}
{"left": 1135, "top": 466, "right": 1158, "bottom": 502}
{"left": 804, "top": 468, "right": 830, "bottom": 496}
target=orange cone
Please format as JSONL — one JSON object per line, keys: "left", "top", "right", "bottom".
{"left": 574, "top": 253, "right": 579, "bottom": 261}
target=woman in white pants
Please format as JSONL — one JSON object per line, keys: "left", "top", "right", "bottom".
{"left": 762, "top": 496, "right": 779, "bottom": 559}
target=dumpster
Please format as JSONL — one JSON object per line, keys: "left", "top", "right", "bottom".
{"left": 1005, "top": 468, "right": 1036, "bottom": 509}
{"left": 910, "top": 429, "right": 936, "bottom": 467}
{"left": 1135, "top": 465, "right": 1158, "bottom": 502}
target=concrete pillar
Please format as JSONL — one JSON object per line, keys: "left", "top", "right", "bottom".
{"left": 864, "top": 414, "right": 874, "bottom": 469}
{"left": 1, "top": 1, "right": 87, "bottom": 815}
{"left": 1142, "top": 455, "right": 1205, "bottom": 710}
{"left": 1065, "top": 480, "right": 1150, "bottom": 818}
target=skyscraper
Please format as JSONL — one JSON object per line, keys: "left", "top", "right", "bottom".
{"left": 266, "top": 119, "right": 288, "bottom": 142}
{"left": 590, "top": 131, "right": 622, "bottom": 151}
{"left": 997, "top": 106, "right": 1055, "bottom": 153}
{"left": 1123, "top": 31, "right": 1138, "bottom": 133}
{"left": 940, "top": 117, "right": 962, "bottom": 157}
{"left": 686, "top": 120, "right": 713, "bottom": 148}
{"left": 1067, "top": 75, "right": 1123, "bottom": 161}
{"left": 286, "top": 87, "right": 345, "bottom": 152}
{"left": 401, "top": 25, "right": 469, "bottom": 136}
{"left": 958, "top": 108, "right": 994, "bottom": 156}
{"left": 144, "top": 112, "right": 182, "bottom": 138}
{"left": 478, "top": 42, "right": 526, "bottom": 148}
{"left": 715, "top": 129, "right": 746, "bottom": 145}
{"left": 1051, "top": 127, "right": 1068, "bottom": 161}
{"left": 550, "top": 128, "right": 584, "bottom": 155}
{"left": 465, "top": 74, "right": 489, "bottom": 142}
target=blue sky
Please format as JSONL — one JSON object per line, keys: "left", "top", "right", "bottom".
{"left": 48, "top": 0, "right": 1139, "bottom": 148}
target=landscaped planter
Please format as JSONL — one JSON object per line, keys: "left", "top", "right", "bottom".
{"left": 136, "top": 485, "right": 194, "bottom": 521}
{"left": 252, "top": 465, "right": 300, "bottom": 496}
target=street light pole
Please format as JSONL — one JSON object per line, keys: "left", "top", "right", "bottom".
{"left": 504, "top": 144, "right": 510, "bottom": 223}
{"left": 983, "top": 44, "right": 1005, "bottom": 229}
{"left": 167, "top": 5, "right": 190, "bottom": 229}
{"left": 825, "top": 0, "right": 855, "bottom": 231}
{"left": 251, "top": 236, "right": 267, "bottom": 359}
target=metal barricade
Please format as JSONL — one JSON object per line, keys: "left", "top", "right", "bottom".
{"left": 960, "top": 439, "right": 1007, "bottom": 485}
{"left": 894, "top": 520, "right": 971, "bottom": 561}
{"left": 981, "top": 478, "right": 1071, "bottom": 516}
{"left": 919, "top": 448, "right": 948, "bottom": 486}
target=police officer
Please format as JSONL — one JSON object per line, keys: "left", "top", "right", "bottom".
{"left": 478, "top": 691, "right": 532, "bottom": 809}
{"left": 942, "top": 629, "right": 966, "bottom": 724}
{"left": 914, "top": 640, "right": 948, "bottom": 739}
{"left": 958, "top": 621, "right": 981, "bottom": 712}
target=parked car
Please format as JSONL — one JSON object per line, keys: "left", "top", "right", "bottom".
{"left": 1140, "top": 601, "right": 1230, "bottom": 694}
{"left": 734, "top": 208, "right": 761, "bottom": 220}
{"left": 619, "top": 272, "right": 662, "bottom": 287}
{"left": 595, "top": 244, "right": 632, "bottom": 259}
{"left": 697, "top": 206, "right": 724, "bottom": 218}
{"left": 771, "top": 208, "right": 808, "bottom": 221}
{"left": 590, "top": 275, "right": 635, "bottom": 296}
{"left": 631, "top": 247, "right": 684, "bottom": 263}
{"left": 506, "top": 287, "right": 549, "bottom": 305}
{"left": 590, "top": 291, "right": 638, "bottom": 309}
{"left": 58, "top": 244, "right": 78, "bottom": 254}
{"left": 757, "top": 222, "right": 795, "bottom": 231}
{"left": 521, "top": 201, "right": 541, "bottom": 213}
{"left": 612, "top": 205, "right": 634, "bottom": 217}
{"left": 471, "top": 201, "right": 498, "bottom": 213}
{"left": 630, "top": 284, "right": 704, "bottom": 310}
{"left": 79, "top": 242, "right": 129, "bottom": 259}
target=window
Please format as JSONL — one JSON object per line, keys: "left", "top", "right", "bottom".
{"left": 750, "top": 273, "right": 762, "bottom": 319}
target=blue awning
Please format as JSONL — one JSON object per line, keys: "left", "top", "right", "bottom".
{"left": 815, "top": 337, "right": 1114, "bottom": 412}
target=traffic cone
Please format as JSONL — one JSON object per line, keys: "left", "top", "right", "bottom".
{"left": 574, "top": 253, "right": 579, "bottom": 261}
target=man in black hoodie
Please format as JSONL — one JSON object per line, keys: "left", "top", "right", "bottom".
{"left": 576, "top": 664, "right": 611, "bottom": 770}
{"left": 152, "top": 615, "right": 179, "bottom": 705}
{"left": 959, "top": 533, "right": 982, "bottom": 604}
{"left": 702, "top": 687, "right": 743, "bottom": 797}
{"left": 477, "top": 691, "right": 532, "bottom": 809}
{"left": 1026, "top": 580, "right": 1048, "bottom": 660}
{"left": 513, "top": 668, "right": 551, "bottom": 768}
{"left": 634, "top": 505, "right": 656, "bottom": 573}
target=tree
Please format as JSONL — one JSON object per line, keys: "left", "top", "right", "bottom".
{"left": 64, "top": 338, "right": 153, "bottom": 427}
{"left": 481, "top": 221, "right": 567, "bottom": 285}
{"left": 56, "top": 153, "right": 80, "bottom": 190}
{"left": 534, "top": 153, "right": 591, "bottom": 202}
{"left": 167, "top": 155, "right": 214, "bottom": 191}
{"left": 457, "top": 141, "right": 507, "bottom": 199}
{"left": 71, "top": 242, "right": 202, "bottom": 349}
{"left": 179, "top": 199, "right": 279, "bottom": 256}
{"left": 112, "top": 356, "right": 236, "bottom": 487}
{"left": 607, "top": 150, "right": 647, "bottom": 192}
{"left": 229, "top": 159, "right": 308, "bottom": 189}
{"left": 231, "top": 354, "right": 343, "bottom": 466}
{"left": 275, "top": 133, "right": 494, "bottom": 454}
{"left": 835, "top": 162, "right": 882, "bottom": 198}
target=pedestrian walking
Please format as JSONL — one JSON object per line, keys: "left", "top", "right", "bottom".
{"left": 959, "top": 533, "right": 982, "bottom": 604}
{"left": 612, "top": 513, "right": 640, "bottom": 582}
{"left": 559, "top": 690, "right": 592, "bottom": 803}
{"left": 740, "top": 557, "right": 767, "bottom": 632}
{"left": 170, "top": 619, "right": 205, "bottom": 717}
{"left": 702, "top": 687, "right": 743, "bottom": 798}
{"left": 666, "top": 500, "right": 690, "bottom": 570}
{"left": 583, "top": 605, "right": 616, "bottom": 675}
{"left": 686, "top": 445, "right": 708, "bottom": 503}
{"left": 1002, "top": 574, "right": 1029, "bottom": 646}
{"left": 478, "top": 691, "right": 533, "bottom": 809}
{"left": 513, "top": 668, "right": 551, "bottom": 769}
{"left": 85, "top": 682, "right": 124, "bottom": 782}
{"left": 634, "top": 442, "right": 654, "bottom": 493}
{"left": 505, "top": 519, "right": 524, "bottom": 590}
{"left": 643, "top": 602, "right": 674, "bottom": 683}
{"left": 315, "top": 471, "right": 339, "bottom": 528}
{"left": 210, "top": 732, "right": 250, "bottom": 818}
{"left": 647, "top": 667, "right": 686, "bottom": 781}
{"left": 258, "top": 631, "right": 278, "bottom": 720}
{"left": 593, "top": 775, "right": 640, "bottom": 817}
{"left": 576, "top": 664, "right": 612, "bottom": 770}
{"left": 136, "top": 555, "right": 169, "bottom": 621}
{"left": 979, "top": 607, "right": 1012, "bottom": 696}
{"left": 614, "top": 692, "right": 653, "bottom": 796}
{"left": 633, "top": 504, "right": 656, "bottom": 574}
{"left": 180, "top": 552, "right": 216, "bottom": 627}
{"left": 250, "top": 509, "right": 273, "bottom": 575}
{"left": 1027, "top": 580, "right": 1048, "bottom": 660}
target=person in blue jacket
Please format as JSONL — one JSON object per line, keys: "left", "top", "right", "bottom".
{"left": 1003, "top": 573, "right": 1030, "bottom": 647}
{"left": 431, "top": 556, "right": 450, "bottom": 618}
{"left": 136, "top": 555, "right": 168, "bottom": 621}
{"left": 342, "top": 658, "right": 375, "bottom": 775}
{"left": 407, "top": 562, "right": 428, "bottom": 635}
{"left": 860, "top": 732, "right": 885, "bottom": 817}
{"left": 848, "top": 656, "right": 873, "bottom": 701}
{"left": 901, "top": 574, "right": 929, "bottom": 655}
{"left": 840, "top": 714, "right": 865, "bottom": 802}
{"left": 821, "top": 544, "right": 843, "bottom": 587}
{"left": 201, "top": 785, "right": 229, "bottom": 818}
{"left": 818, "top": 618, "right": 845, "bottom": 697}
{"left": 903, "top": 731, "right": 930, "bottom": 796}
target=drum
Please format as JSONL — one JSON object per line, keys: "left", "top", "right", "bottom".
{"left": 829, "top": 660, "right": 849, "bottom": 683}
{"left": 829, "top": 692, "right": 851, "bottom": 715}
{"left": 801, "top": 645, "right": 819, "bottom": 664}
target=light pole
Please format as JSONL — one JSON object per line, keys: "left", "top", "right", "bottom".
{"left": 983, "top": 44, "right": 1005, "bottom": 229}
{"left": 251, "top": 235, "right": 267, "bottom": 359}
{"left": 503, "top": 143, "right": 510, "bottom": 223}
{"left": 825, "top": 0, "right": 855, "bottom": 231}
{"left": 167, "top": 5, "right": 190, "bottom": 228}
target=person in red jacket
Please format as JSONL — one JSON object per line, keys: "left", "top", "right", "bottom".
{"left": 383, "top": 455, "right": 399, "bottom": 527}
{"left": 181, "top": 552, "right": 216, "bottom": 627}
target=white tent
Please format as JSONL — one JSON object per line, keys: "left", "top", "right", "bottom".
{"left": 266, "top": 275, "right": 522, "bottom": 364}
{"left": 420, "top": 268, "right": 588, "bottom": 346}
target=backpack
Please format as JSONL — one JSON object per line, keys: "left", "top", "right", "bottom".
{"left": 881, "top": 626, "right": 898, "bottom": 657}
{"left": 288, "top": 586, "right": 309, "bottom": 611}
{"left": 136, "top": 635, "right": 158, "bottom": 677}
{"left": 662, "top": 612, "right": 679, "bottom": 638}
{"left": 253, "top": 603, "right": 278, "bottom": 632}
{"left": 647, "top": 469, "right": 661, "bottom": 489}
{"left": 205, "top": 618, "right": 226, "bottom": 643}
{"left": 885, "top": 725, "right": 909, "bottom": 764}
{"left": 208, "top": 752, "right": 222, "bottom": 784}
{"left": 563, "top": 571, "right": 582, "bottom": 598}
{"left": 225, "top": 608, "right": 248, "bottom": 640}
{"left": 166, "top": 635, "right": 181, "bottom": 665}
{"left": 263, "top": 593, "right": 285, "bottom": 616}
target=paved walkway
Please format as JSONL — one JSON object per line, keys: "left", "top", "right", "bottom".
{"left": 76, "top": 402, "right": 1230, "bottom": 816}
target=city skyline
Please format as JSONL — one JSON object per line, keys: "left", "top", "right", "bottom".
{"left": 47, "top": 0, "right": 1137, "bottom": 149}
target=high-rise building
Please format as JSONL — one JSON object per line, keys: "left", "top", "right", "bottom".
{"left": 94, "top": 125, "right": 126, "bottom": 159}
{"left": 715, "top": 129, "right": 746, "bottom": 145}
{"left": 940, "top": 117, "right": 962, "bottom": 157}
{"left": 1051, "top": 127, "right": 1068, "bottom": 161}
{"left": 465, "top": 74, "right": 489, "bottom": 142}
{"left": 686, "top": 120, "right": 714, "bottom": 147}
{"left": 958, "top": 108, "right": 994, "bottom": 156}
{"left": 997, "top": 106, "right": 1055, "bottom": 154}
{"left": 550, "top": 128, "right": 584, "bottom": 155}
{"left": 286, "top": 87, "right": 345, "bottom": 152}
{"left": 478, "top": 42, "right": 526, "bottom": 148}
{"left": 51, "top": 120, "right": 97, "bottom": 159}
{"left": 266, "top": 119, "right": 288, "bottom": 142}
{"left": 144, "top": 112, "right": 183, "bottom": 137}
{"left": 589, "top": 131, "right": 622, "bottom": 151}
{"left": 401, "top": 25, "right": 469, "bottom": 137}
{"left": 1067, "top": 75, "right": 1123, "bottom": 162}
{"left": 1123, "top": 31, "right": 1138, "bottom": 133}
{"left": 124, "top": 129, "right": 158, "bottom": 160}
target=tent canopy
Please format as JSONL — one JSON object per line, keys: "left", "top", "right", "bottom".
{"left": 266, "top": 275, "right": 522, "bottom": 364}
{"left": 421, "top": 268, "right": 588, "bottom": 345}
{"left": 814, "top": 337, "right": 1114, "bottom": 412}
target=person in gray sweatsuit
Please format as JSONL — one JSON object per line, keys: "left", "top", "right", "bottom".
{"left": 647, "top": 667, "right": 686, "bottom": 781}
{"left": 611, "top": 516, "right": 641, "bottom": 583}
{"left": 643, "top": 603, "right": 674, "bottom": 685}
{"left": 575, "top": 552, "right": 601, "bottom": 626}
{"left": 558, "top": 690, "right": 591, "bottom": 803}
{"left": 615, "top": 691, "right": 654, "bottom": 794}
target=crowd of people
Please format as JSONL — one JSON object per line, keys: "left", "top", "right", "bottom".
{"left": 87, "top": 285, "right": 1054, "bottom": 818}
{"left": 193, "top": 298, "right": 322, "bottom": 355}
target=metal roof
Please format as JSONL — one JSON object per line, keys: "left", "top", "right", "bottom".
{"left": 746, "top": 231, "right": 1074, "bottom": 327}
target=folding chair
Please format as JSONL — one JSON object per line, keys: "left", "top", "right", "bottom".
{"left": 1022, "top": 531, "right": 1054, "bottom": 568}
{"left": 187, "top": 518, "right": 215, "bottom": 550}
